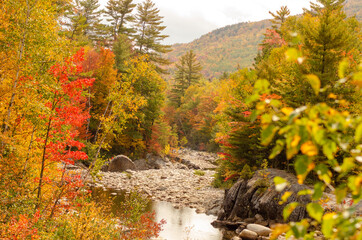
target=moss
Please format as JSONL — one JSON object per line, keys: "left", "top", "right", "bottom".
{"left": 239, "top": 164, "right": 253, "bottom": 180}
{"left": 194, "top": 170, "right": 206, "bottom": 176}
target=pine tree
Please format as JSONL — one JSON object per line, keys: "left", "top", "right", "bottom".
{"left": 63, "top": 0, "right": 105, "bottom": 44}
{"left": 269, "top": 6, "right": 290, "bottom": 35}
{"left": 254, "top": 6, "right": 289, "bottom": 68}
{"left": 134, "top": 0, "right": 171, "bottom": 72}
{"left": 300, "top": 0, "right": 360, "bottom": 101}
{"left": 171, "top": 50, "right": 202, "bottom": 107}
{"left": 105, "top": 0, "right": 136, "bottom": 40}
{"left": 113, "top": 34, "right": 133, "bottom": 72}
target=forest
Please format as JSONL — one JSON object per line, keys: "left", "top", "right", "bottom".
{"left": 0, "top": 0, "right": 361, "bottom": 239}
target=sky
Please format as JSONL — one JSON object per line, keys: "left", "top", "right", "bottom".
{"left": 100, "top": 0, "right": 316, "bottom": 44}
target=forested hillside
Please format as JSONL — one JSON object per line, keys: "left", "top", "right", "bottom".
{"left": 165, "top": 20, "right": 271, "bottom": 79}
{"left": 164, "top": 0, "right": 361, "bottom": 79}
{"left": 0, "top": 0, "right": 361, "bottom": 239}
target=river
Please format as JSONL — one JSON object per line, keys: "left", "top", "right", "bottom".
{"left": 91, "top": 187, "right": 225, "bottom": 240}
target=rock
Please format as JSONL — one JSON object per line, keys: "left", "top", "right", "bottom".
{"left": 244, "top": 218, "right": 255, "bottom": 223}
{"left": 211, "top": 220, "right": 242, "bottom": 230}
{"left": 134, "top": 159, "right": 149, "bottom": 170}
{"left": 235, "top": 225, "right": 246, "bottom": 235}
{"left": 255, "top": 220, "right": 268, "bottom": 227}
{"left": 218, "top": 169, "right": 311, "bottom": 222}
{"left": 255, "top": 213, "right": 264, "bottom": 221}
{"left": 101, "top": 163, "right": 109, "bottom": 171}
{"left": 108, "top": 155, "right": 136, "bottom": 172}
{"left": 239, "top": 229, "right": 258, "bottom": 240}
{"left": 246, "top": 224, "right": 272, "bottom": 237}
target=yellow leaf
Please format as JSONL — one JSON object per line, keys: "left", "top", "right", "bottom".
{"left": 291, "top": 135, "right": 301, "bottom": 147}
{"left": 279, "top": 191, "right": 292, "bottom": 205}
{"left": 306, "top": 74, "right": 321, "bottom": 95}
{"left": 270, "top": 224, "right": 290, "bottom": 240}
{"left": 301, "top": 141, "right": 318, "bottom": 156}
{"left": 308, "top": 162, "right": 316, "bottom": 171}
{"left": 281, "top": 107, "right": 293, "bottom": 116}
{"left": 328, "top": 93, "right": 337, "bottom": 99}
{"left": 297, "top": 175, "right": 304, "bottom": 184}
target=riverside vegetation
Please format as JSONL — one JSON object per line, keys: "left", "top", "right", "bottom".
{"left": 0, "top": 0, "right": 361, "bottom": 239}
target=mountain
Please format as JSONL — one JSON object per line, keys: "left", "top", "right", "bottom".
{"left": 164, "top": 0, "right": 361, "bottom": 79}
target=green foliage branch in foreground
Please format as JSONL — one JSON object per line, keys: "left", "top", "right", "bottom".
{"left": 248, "top": 48, "right": 362, "bottom": 239}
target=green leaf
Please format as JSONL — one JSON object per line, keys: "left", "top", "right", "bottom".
{"left": 322, "top": 213, "right": 335, "bottom": 238}
{"left": 274, "top": 176, "right": 289, "bottom": 192}
{"left": 312, "top": 182, "right": 325, "bottom": 200}
{"left": 335, "top": 185, "right": 347, "bottom": 204}
{"left": 246, "top": 93, "right": 260, "bottom": 104}
{"left": 356, "top": 123, "right": 362, "bottom": 143}
{"left": 261, "top": 125, "right": 279, "bottom": 146}
{"left": 269, "top": 140, "right": 285, "bottom": 159}
{"left": 270, "top": 99, "right": 281, "bottom": 108}
{"left": 322, "top": 140, "right": 337, "bottom": 160}
{"left": 298, "top": 189, "right": 313, "bottom": 196}
{"left": 285, "top": 48, "right": 300, "bottom": 62}
{"left": 283, "top": 202, "right": 299, "bottom": 221}
{"left": 313, "top": 129, "right": 325, "bottom": 145}
{"left": 295, "top": 155, "right": 309, "bottom": 176}
{"left": 254, "top": 79, "right": 270, "bottom": 93}
{"left": 306, "top": 74, "right": 321, "bottom": 96}
{"left": 341, "top": 157, "right": 355, "bottom": 173}
{"left": 307, "top": 202, "right": 324, "bottom": 222}
{"left": 250, "top": 110, "right": 260, "bottom": 122}
{"left": 338, "top": 59, "right": 349, "bottom": 79}
{"left": 315, "top": 164, "right": 332, "bottom": 184}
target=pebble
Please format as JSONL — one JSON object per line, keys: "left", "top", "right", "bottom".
{"left": 83, "top": 149, "right": 224, "bottom": 214}
{"left": 247, "top": 224, "right": 272, "bottom": 237}
{"left": 239, "top": 229, "right": 258, "bottom": 240}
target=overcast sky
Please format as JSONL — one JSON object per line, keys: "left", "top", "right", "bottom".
{"left": 99, "top": 0, "right": 316, "bottom": 44}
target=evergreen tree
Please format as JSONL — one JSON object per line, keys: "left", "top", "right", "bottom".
{"left": 269, "top": 6, "right": 290, "bottom": 35}
{"left": 63, "top": 0, "right": 105, "bottom": 44}
{"left": 300, "top": 0, "right": 360, "bottom": 101}
{"left": 105, "top": 0, "right": 136, "bottom": 40}
{"left": 254, "top": 6, "right": 290, "bottom": 67}
{"left": 134, "top": 0, "right": 171, "bottom": 72}
{"left": 113, "top": 34, "right": 133, "bottom": 72}
{"left": 171, "top": 50, "right": 202, "bottom": 107}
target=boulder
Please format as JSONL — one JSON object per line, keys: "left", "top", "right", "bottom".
{"left": 239, "top": 229, "right": 258, "bottom": 240}
{"left": 108, "top": 155, "right": 136, "bottom": 172}
{"left": 246, "top": 224, "right": 272, "bottom": 237}
{"left": 133, "top": 159, "right": 149, "bottom": 170}
{"left": 217, "top": 169, "right": 311, "bottom": 222}
{"left": 133, "top": 154, "right": 168, "bottom": 170}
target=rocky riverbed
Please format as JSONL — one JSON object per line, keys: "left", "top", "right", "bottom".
{"left": 85, "top": 149, "right": 224, "bottom": 215}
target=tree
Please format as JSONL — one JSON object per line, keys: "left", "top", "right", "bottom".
{"left": 113, "top": 34, "right": 133, "bottom": 73}
{"left": 112, "top": 56, "right": 166, "bottom": 157}
{"left": 105, "top": 0, "right": 136, "bottom": 40}
{"left": 134, "top": 0, "right": 171, "bottom": 72}
{"left": 269, "top": 6, "right": 290, "bottom": 35}
{"left": 63, "top": 0, "right": 105, "bottom": 44}
{"left": 170, "top": 50, "right": 202, "bottom": 107}
{"left": 299, "top": 0, "right": 360, "bottom": 102}
{"left": 254, "top": 6, "right": 289, "bottom": 67}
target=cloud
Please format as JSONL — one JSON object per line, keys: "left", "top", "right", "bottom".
{"left": 99, "top": 0, "right": 316, "bottom": 44}
{"left": 160, "top": 9, "right": 218, "bottom": 44}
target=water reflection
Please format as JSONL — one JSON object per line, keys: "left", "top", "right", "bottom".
{"left": 152, "top": 201, "right": 223, "bottom": 240}
{"left": 91, "top": 187, "right": 224, "bottom": 240}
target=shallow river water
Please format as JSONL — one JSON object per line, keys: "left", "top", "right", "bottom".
{"left": 91, "top": 187, "right": 225, "bottom": 240}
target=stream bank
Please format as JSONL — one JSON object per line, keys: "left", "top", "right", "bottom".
{"left": 86, "top": 149, "right": 224, "bottom": 215}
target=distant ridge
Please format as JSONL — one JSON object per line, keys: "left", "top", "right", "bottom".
{"left": 164, "top": 0, "right": 361, "bottom": 79}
